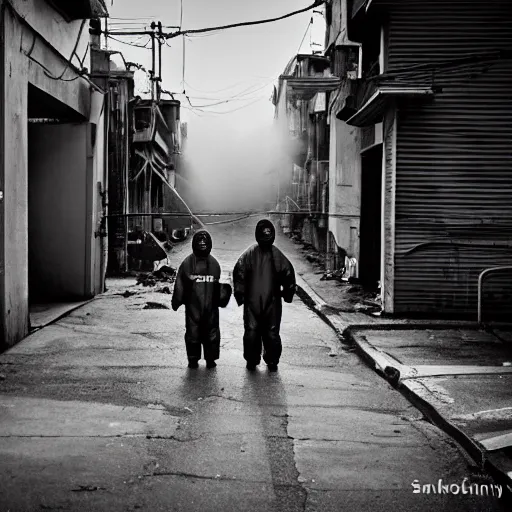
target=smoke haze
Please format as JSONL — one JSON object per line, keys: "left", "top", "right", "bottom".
{"left": 180, "top": 117, "right": 283, "bottom": 213}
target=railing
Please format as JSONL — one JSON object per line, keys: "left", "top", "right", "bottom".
{"left": 477, "top": 266, "right": 512, "bottom": 324}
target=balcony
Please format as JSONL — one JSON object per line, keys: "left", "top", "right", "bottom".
{"left": 133, "top": 102, "right": 172, "bottom": 169}
{"left": 335, "top": 53, "right": 437, "bottom": 127}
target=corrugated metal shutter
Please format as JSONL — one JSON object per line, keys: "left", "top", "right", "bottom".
{"left": 386, "top": 0, "right": 512, "bottom": 317}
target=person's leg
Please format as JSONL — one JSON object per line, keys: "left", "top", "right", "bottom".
{"left": 262, "top": 299, "right": 283, "bottom": 372}
{"left": 203, "top": 326, "right": 220, "bottom": 369}
{"left": 243, "top": 307, "right": 262, "bottom": 370}
{"left": 185, "top": 336, "right": 201, "bottom": 368}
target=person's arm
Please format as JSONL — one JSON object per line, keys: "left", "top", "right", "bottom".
{"left": 276, "top": 249, "right": 296, "bottom": 303}
{"left": 171, "top": 261, "right": 188, "bottom": 311}
{"left": 232, "top": 252, "right": 247, "bottom": 306}
{"left": 211, "top": 257, "right": 232, "bottom": 308}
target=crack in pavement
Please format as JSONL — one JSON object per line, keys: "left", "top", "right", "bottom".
{"left": 143, "top": 470, "right": 309, "bottom": 489}
{"left": 0, "top": 434, "right": 178, "bottom": 439}
{"left": 290, "top": 437, "right": 421, "bottom": 447}
{"left": 146, "top": 434, "right": 203, "bottom": 442}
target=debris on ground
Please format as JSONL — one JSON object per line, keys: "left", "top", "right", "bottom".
{"left": 354, "top": 303, "right": 380, "bottom": 314}
{"left": 137, "top": 275, "right": 157, "bottom": 287}
{"left": 137, "top": 265, "right": 177, "bottom": 287}
{"left": 286, "top": 230, "right": 382, "bottom": 314}
{"left": 321, "top": 269, "right": 345, "bottom": 282}
{"left": 121, "top": 290, "right": 137, "bottom": 298}
{"left": 143, "top": 302, "right": 169, "bottom": 310}
{"left": 153, "top": 265, "right": 176, "bottom": 279}
{"left": 71, "top": 485, "right": 106, "bottom": 493}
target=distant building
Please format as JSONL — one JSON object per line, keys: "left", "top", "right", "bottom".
{"left": 90, "top": 42, "right": 136, "bottom": 274}
{"left": 130, "top": 98, "right": 192, "bottom": 245}
{"left": 0, "top": 0, "right": 109, "bottom": 348}
{"left": 273, "top": 54, "right": 340, "bottom": 254}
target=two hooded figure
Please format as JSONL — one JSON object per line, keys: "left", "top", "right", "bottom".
{"left": 233, "top": 219, "right": 296, "bottom": 371}
{"left": 172, "top": 229, "right": 231, "bottom": 369}
{"left": 172, "top": 220, "right": 295, "bottom": 372}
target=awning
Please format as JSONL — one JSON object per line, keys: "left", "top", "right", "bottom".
{"left": 346, "top": 86, "right": 436, "bottom": 127}
{"left": 285, "top": 76, "right": 342, "bottom": 101}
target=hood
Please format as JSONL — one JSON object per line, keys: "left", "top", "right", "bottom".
{"left": 255, "top": 219, "right": 275, "bottom": 247}
{"left": 192, "top": 229, "right": 212, "bottom": 257}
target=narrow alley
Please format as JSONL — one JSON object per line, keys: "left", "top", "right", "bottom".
{"left": 1, "top": 1, "right": 512, "bottom": 510}
{"left": 0, "top": 218, "right": 507, "bottom": 511}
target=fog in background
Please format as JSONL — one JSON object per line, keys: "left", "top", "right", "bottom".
{"left": 179, "top": 120, "right": 282, "bottom": 213}
{"left": 107, "top": 0, "right": 325, "bottom": 213}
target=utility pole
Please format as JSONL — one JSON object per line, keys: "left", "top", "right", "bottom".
{"left": 157, "top": 21, "right": 163, "bottom": 103}
{"left": 150, "top": 22, "right": 157, "bottom": 102}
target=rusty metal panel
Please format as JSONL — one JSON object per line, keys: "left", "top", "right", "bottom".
{"left": 388, "top": 0, "right": 512, "bottom": 317}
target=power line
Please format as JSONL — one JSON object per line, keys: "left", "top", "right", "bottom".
{"left": 185, "top": 92, "right": 266, "bottom": 109}
{"left": 183, "top": 77, "right": 268, "bottom": 95}
{"left": 297, "top": 17, "right": 313, "bottom": 54}
{"left": 189, "top": 96, "right": 267, "bottom": 116}
{"left": 167, "top": 0, "right": 325, "bottom": 39}
{"left": 180, "top": 78, "right": 275, "bottom": 110}
{"left": 110, "top": 17, "right": 157, "bottom": 21}
{"left": 103, "top": 1, "right": 324, "bottom": 39}
{"left": 107, "top": 35, "right": 152, "bottom": 48}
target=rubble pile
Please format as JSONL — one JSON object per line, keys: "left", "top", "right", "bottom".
{"left": 143, "top": 302, "right": 169, "bottom": 310}
{"left": 287, "top": 230, "right": 382, "bottom": 315}
{"left": 136, "top": 265, "right": 177, "bottom": 288}
{"left": 320, "top": 269, "right": 345, "bottom": 282}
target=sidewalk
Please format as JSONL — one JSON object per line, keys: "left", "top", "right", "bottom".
{"left": 274, "top": 225, "right": 512, "bottom": 495}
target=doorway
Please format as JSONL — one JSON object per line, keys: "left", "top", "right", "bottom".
{"left": 359, "top": 144, "right": 383, "bottom": 287}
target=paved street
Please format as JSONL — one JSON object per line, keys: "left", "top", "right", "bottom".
{"left": 0, "top": 218, "right": 508, "bottom": 511}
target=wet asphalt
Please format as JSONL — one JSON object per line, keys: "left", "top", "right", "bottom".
{"left": 0, "top": 218, "right": 508, "bottom": 511}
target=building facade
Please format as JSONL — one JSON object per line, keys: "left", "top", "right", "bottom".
{"left": 0, "top": 0, "right": 109, "bottom": 348}
{"left": 326, "top": 0, "right": 512, "bottom": 317}
{"left": 274, "top": 54, "right": 339, "bottom": 254}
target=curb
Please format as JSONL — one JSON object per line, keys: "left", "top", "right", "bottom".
{"left": 29, "top": 298, "right": 96, "bottom": 333}
{"left": 295, "top": 275, "right": 512, "bottom": 497}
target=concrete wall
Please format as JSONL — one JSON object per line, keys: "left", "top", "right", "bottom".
{"left": 0, "top": 1, "right": 105, "bottom": 347}
{"left": 327, "top": 114, "right": 361, "bottom": 261}
{"left": 11, "top": 0, "right": 90, "bottom": 70}
{"left": 0, "top": 4, "right": 30, "bottom": 348}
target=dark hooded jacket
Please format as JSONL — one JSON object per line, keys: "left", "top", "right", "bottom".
{"left": 233, "top": 220, "right": 296, "bottom": 315}
{"left": 172, "top": 230, "right": 223, "bottom": 343}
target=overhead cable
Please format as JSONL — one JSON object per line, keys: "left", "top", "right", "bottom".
{"left": 184, "top": 77, "right": 269, "bottom": 94}
{"left": 297, "top": 17, "right": 313, "bottom": 54}
{"left": 104, "top": 1, "right": 324, "bottom": 38}
{"left": 166, "top": 0, "right": 325, "bottom": 39}
{"left": 107, "top": 35, "right": 152, "bottom": 48}
{"left": 184, "top": 80, "right": 275, "bottom": 108}
{"left": 189, "top": 96, "right": 267, "bottom": 115}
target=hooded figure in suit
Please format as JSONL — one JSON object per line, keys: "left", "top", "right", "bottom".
{"left": 233, "top": 219, "right": 296, "bottom": 372}
{"left": 172, "top": 230, "right": 231, "bottom": 368}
